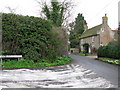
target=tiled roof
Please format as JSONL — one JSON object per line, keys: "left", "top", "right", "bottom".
{"left": 80, "top": 24, "right": 102, "bottom": 39}
{"left": 112, "top": 30, "right": 117, "bottom": 32}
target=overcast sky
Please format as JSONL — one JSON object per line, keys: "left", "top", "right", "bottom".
{"left": 118, "top": 2, "right": 120, "bottom": 22}
{"left": 0, "top": 0, "right": 119, "bottom": 29}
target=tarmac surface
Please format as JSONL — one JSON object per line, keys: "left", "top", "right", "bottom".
{"left": 70, "top": 54, "right": 119, "bottom": 86}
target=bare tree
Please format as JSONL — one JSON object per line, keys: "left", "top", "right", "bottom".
{"left": 36, "top": 0, "right": 75, "bottom": 28}
{"left": 35, "top": 0, "right": 50, "bottom": 18}
{"left": 6, "top": 6, "right": 17, "bottom": 13}
{"left": 61, "top": 0, "right": 75, "bottom": 28}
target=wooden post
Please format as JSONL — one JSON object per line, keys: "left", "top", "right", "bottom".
{"left": 18, "top": 58, "right": 19, "bottom": 61}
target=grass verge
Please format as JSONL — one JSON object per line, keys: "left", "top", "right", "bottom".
{"left": 0, "top": 55, "right": 72, "bottom": 68}
{"left": 96, "top": 57, "right": 120, "bottom": 65}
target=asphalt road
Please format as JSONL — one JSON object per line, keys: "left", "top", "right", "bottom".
{"left": 69, "top": 54, "right": 119, "bottom": 86}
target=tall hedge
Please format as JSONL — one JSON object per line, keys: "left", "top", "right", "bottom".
{"left": 2, "top": 13, "right": 62, "bottom": 61}
{"left": 97, "top": 44, "right": 120, "bottom": 59}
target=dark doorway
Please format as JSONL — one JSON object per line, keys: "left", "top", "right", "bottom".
{"left": 83, "top": 43, "right": 89, "bottom": 53}
{"left": 71, "top": 50, "right": 73, "bottom": 53}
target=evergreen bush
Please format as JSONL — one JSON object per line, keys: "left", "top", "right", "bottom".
{"left": 2, "top": 13, "right": 62, "bottom": 61}
{"left": 97, "top": 44, "right": 120, "bottom": 59}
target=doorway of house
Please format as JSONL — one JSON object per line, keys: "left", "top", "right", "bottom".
{"left": 71, "top": 50, "right": 73, "bottom": 53}
{"left": 83, "top": 43, "right": 89, "bottom": 53}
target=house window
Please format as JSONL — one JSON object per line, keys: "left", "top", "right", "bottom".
{"left": 101, "top": 28, "right": 104, "bottom": 32}
{"left": 92, "top": 36, "right": 95, "bottom": 42}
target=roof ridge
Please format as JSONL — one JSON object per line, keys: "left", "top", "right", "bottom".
{"left": 80, "top": 24, "right": 102, "bottom": 39}
{"left": 87, "top": 24, "right": 102, "bottom": 31}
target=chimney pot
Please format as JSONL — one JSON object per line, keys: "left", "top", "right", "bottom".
{"left": 102, "top": 14, "right": 108, "bottom": 25}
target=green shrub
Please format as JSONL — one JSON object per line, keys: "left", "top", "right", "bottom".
{"left": 2, "top": 13, "right": 62, "bottom": 61}
{"left": 2, "top": 59, "right": 35, "bottom": 68}
{"left": 55, "top": 55, "right": 72, "bottom": 65}
{"left": 97, "top": 44, "right": 120, "bottom": 59}
{"left": 2, "top": 55, "right": 72, "bottom": 68}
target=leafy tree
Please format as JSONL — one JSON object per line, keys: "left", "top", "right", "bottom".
{"left": 74, "top": 13, "right": 87, "bottom": 34}
{"left": 69, "top": 13, "right": 87, "bottom": 48}
{"left": 42, "top": 0, "right": 64, "bottom": 27}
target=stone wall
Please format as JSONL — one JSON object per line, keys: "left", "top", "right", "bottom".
{"left": 70, "top": 48, "right": 79, "bottom": 53}
{"left": 99, "top": 25, "right": 113, "bottom": 46}
{"left": 80, "top": 35, "right": 100, "bottom": 53}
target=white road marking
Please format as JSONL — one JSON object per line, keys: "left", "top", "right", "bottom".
{"left": 0, "top": 64, "right": 117, "bottom": 88}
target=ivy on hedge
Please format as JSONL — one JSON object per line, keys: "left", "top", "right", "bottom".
{"left": 97, "top": 44, "right": 120, "bottom": 59}
{"left": 2, "top": 13, "right": 61, "bottom": 62}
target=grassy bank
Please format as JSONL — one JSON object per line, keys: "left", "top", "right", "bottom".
{"left": 96, "top": 58, "right": 120, "bottom": 65}
{"left": 1, "top": 55, "right": 72, "bottom": 68}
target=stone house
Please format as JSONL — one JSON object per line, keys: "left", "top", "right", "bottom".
{"left": 80, "top": 14, "right": 116, "bottom": 53}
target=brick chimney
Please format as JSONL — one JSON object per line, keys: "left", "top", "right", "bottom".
{"left": 102, "top": 14, "right": 108, "bottom": 25}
